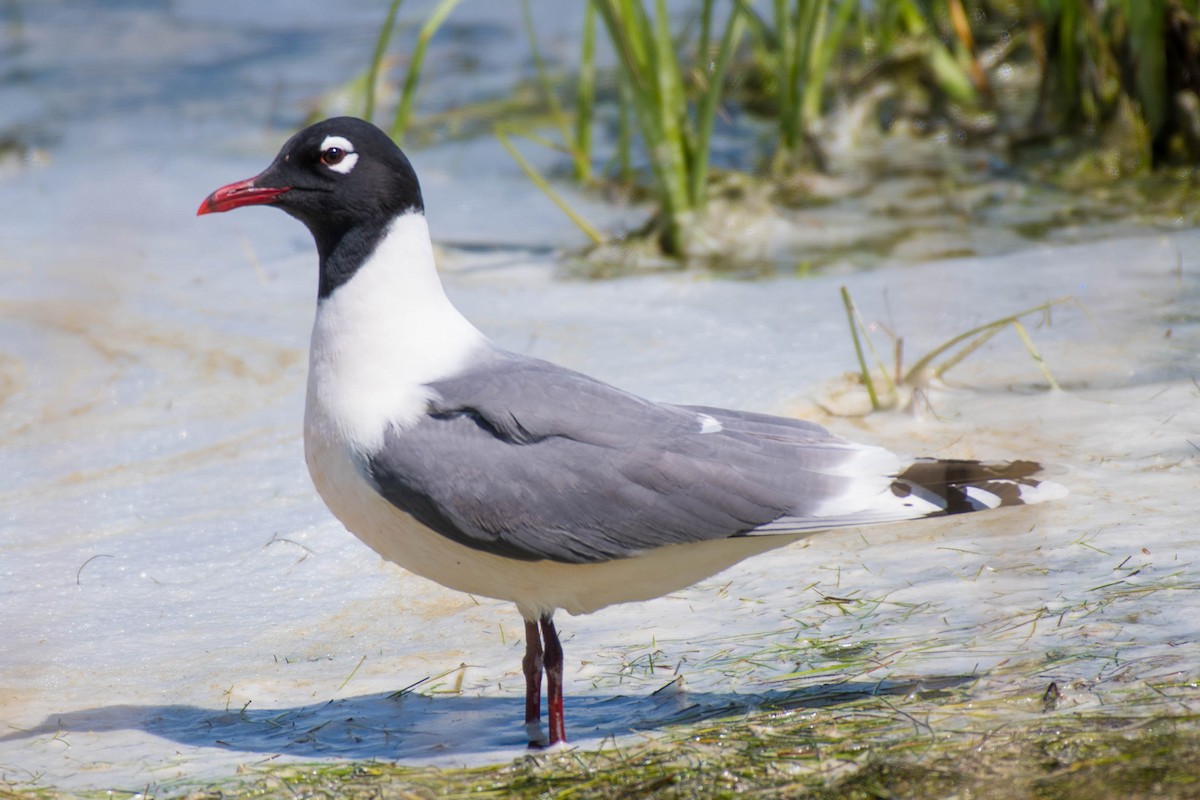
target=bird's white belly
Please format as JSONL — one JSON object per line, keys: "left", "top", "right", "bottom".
{"left": 302, "top": 413, "right": 798, "bottom": 621}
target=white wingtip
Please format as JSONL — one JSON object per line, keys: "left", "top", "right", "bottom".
{"left": 1018, "top": 478, "right": 1069, "bottom": 504}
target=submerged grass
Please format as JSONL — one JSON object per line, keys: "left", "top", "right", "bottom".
{"left": 32, "top": 700, "right": 1196, "bottom": 799}
{"left": 10, "top": 570, "right": 1198, "bottom": 798}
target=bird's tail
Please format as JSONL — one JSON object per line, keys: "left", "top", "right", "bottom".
{"left": 891, "top": 459, "right": 1067, "bottom": 515}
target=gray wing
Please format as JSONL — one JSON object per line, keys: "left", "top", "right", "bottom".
{"left": 365, "top": 351, "right": 877, "bottom": 564}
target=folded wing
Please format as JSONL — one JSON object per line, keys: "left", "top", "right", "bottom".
{"left": 366, "top": 351, "right": 1059, "bottom": 564}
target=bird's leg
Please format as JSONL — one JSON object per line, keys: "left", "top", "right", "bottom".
{"left": 522, "top": 619, "right": 544, "bottom": 745}
{"left": 540, "top": 616, "right": 566, "bottom": 745}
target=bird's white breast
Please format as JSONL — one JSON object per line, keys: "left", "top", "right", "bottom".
{"left": 303, "top": 211, "right": 493, "bottom": 586}
{"left": 304, "top": 212, "right": 487, "bottom": 453}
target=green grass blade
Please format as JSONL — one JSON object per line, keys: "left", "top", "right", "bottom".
{"left": 364, "top": 0, "right": 404, "bottom": 123}
{"left": 574, "top": 0, "right": 597, "bottom": 183}
{"left": 1009, "top": 320, "right": 1062, "bottom": 390}
{"left": 495, "top": 126, "right": 605, "bottom": 245}
{"left": 389, "top": 0, "right": 464, "bottom": 144}
{"left": 616, "top": 70, "right": 634, "bottom": 183}
{"left": 596, "top": 0, "right": 650, "bottom": 92}
{"left": 801, "top": 0, "right": 857, "bottom": 126}
{"left": 595, "top": 0, "right": 694, "bottom": 253}
{"left": 794, "top": 0, "right": 821, "bottom": 129}
{"left": 1058, "top": 0, "right": 1081, "bottom": 114}
{"left": 896, "top": 0, "right": 977, "bottom": 106}
{"left": 691, "top": 3, "right": 745, "bottom": 211}
{"left": 1127, "top": 0, "right": 1166, "bottom": 137}
{"left": 841, "top": 286, "right": 881, "bottom": 411}
{"left": 931, "top": 324, "right": 1005, "bottom": 380}
{"left": 520, "top": 0, "right": 590, "bottom": 181}
{"left": 731, "top": 0, "right": 773, "bottom": 45}
{"left": 652, "top": 0, "right": 692, "bottom": 248}
{"left": 926, "top": 39, "right": 979, "bottom": 106}
{"left": 521, "top": 0, "right": 570, "bottom": 136}
{"left": 697, "top": 0, "right": 714, "bottom": 75}
{"left": 902, "top": 297, "right": 1072, "bottom": 386}
{"left": 775, "top": 0, "right": 800, "bottom": 150}
{"left": 595, "top": 1, "right": 658, "bottom": 133}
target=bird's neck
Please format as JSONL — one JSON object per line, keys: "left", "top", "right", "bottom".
{"left": 306, "top": 211, "right": 488, "bottom": 447}
{"left": 315, "top": 213, "right": 389, "bottom": 299}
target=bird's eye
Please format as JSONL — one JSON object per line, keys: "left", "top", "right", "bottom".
{"left": 317, "top": 135, "right": 359, "bottom": 174}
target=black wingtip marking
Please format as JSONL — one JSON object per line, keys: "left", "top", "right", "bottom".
{"left": 892, "top": 459, "right": 1053, "bottom": 516}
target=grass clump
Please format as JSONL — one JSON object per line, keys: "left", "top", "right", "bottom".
{"left": 838, "top": 288, "right": 1071, "bottom": 413}
{"left": 1025, "top": 0, "right": 1200, "bottom": 172}
{"left": 493, "top": 0, "right": 756, "bottom": 259}
{"left": 735, "top": 0, "right": 980, "bottom": 169}
{"left": 590, "top": 0, "right": 747, "bottom": 256}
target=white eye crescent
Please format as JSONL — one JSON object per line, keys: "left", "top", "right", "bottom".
{"left": 319, "top": 135, "right": 358, "bottom": 174}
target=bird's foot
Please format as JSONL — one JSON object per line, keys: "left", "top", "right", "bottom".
{"left": 525, "top": 720, "right": 547, "bottom": 749}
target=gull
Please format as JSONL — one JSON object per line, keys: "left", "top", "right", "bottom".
{"left": 198, "top": 117, "right": 1064, "bottom": 746}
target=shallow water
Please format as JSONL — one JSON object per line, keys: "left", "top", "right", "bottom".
{"left": 2, "top": 2, "right": 1199, "bottom": 795}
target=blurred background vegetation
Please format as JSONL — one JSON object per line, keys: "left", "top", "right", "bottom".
{"left": 325, "top": 0, "right": 1200, "bottom": 260}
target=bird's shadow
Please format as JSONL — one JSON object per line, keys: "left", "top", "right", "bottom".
{"left": 1, "top": 675, "right": 973, "bottom": 761}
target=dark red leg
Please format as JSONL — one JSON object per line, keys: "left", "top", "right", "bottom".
{"left": 522, "top": 619, "right": 543, "bottom": 734}
{"left": 540, "top": 616, "right": 566, "bottom": 745}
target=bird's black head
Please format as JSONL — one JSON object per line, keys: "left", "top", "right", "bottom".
{"left": 199, "top": 117, "right": 424, "bottom": 290}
